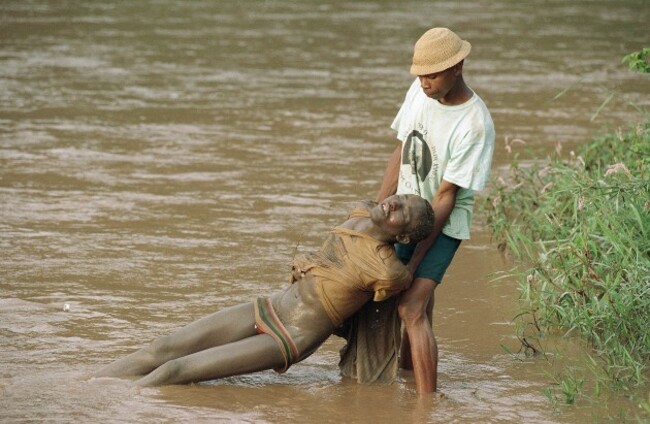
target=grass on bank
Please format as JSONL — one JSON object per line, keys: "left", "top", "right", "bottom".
{"left": 481, "top": 121, "right": 649, "bottom": 413}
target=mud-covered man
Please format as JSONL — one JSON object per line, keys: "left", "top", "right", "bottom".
{"left": 96, "top": 194, "right": 434, "bottom": 386}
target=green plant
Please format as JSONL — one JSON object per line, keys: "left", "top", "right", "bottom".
{"left": 482, "top": 122, "right": 650, "bottom": 405}
{"left": 622, "top": 48, "right": 650, "bottom": 74}
{"left": 542, "top": 369, "right": 585, "bottom": 406}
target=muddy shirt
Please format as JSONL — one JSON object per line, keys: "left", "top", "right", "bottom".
{"left": 291, "top": 207, "right": 411, "bottom": 327}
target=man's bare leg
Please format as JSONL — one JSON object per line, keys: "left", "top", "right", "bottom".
{"left": 134, "top": 333, "right": 286, "bottom": 386}
{"left": 398, "top": 278, "right": 438, "bottom": 393}
{"left": 95, "top": 303, "right": 256, "bottom": 378}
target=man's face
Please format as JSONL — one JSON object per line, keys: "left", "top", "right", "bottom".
{"left": 417, "top": 65, "right": 459, "bottom": 102}
{"left": 370, "top": 194, "right": 424, "bottom": 236}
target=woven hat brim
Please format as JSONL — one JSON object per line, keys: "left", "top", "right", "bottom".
{"left": 409, "top": 40, "right": 471, "bottom": 76}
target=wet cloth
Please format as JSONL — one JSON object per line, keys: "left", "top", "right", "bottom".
{"left": 290, "top": 206, "right": 412, "bottom": 327}
{"left": 338, "top": 296, "right": 402, "bottom": 384}
{"left": 254, "top": 297, "right": 300, "bottom": 373}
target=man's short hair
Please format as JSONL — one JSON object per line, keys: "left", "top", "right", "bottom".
{"left": 407, "top": 198, "right": 435, "bottom": 243}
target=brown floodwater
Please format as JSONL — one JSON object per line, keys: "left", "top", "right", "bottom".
{"left": 1, "top": 1, "right": 648, "bottom": 422}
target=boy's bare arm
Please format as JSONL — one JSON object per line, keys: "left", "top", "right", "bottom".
{"left": 375, "top": 142, "right": 401, "bottom": 202}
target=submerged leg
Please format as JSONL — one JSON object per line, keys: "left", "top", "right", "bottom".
{"left": 399, "top": 294, "right": 434, "bottom": 370}
{"left": 398, "top": 278, "right": 438, "bottom": 393}
{"left": 96, "top": 302, "right": 257, "bottom": 378}
{"left": 134, "top": 333, "right": 286, "bottom": 386}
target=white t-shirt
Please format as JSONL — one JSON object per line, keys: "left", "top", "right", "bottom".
{"left": 391, "top": 78, "right": 495, "bottom": 240}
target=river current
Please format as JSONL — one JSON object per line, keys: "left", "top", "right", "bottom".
{"left": 1, "top": 1, "right": 648, "bottom": 422}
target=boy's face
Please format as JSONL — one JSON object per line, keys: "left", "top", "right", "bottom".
{"left": 417, "top": 63, "right": 461, "bottom": 103}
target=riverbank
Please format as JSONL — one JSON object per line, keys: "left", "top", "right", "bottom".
{"left": 482, "top": 121, "right": 649, "bottom": 419}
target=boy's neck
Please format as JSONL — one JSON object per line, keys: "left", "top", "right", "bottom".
{"left": 439, "top": 77, "right": 473, "bottom": 106}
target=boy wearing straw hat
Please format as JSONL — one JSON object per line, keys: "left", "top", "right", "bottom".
{"left": 375, "top": 27, "right": 495, "bottom": 393}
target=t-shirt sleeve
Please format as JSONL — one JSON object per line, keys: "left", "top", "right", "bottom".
{"left": 443, "top": 113, "right": 495, "bottom": 191}
{"left": 390, "top": 78, "right": 421, "bottom": 142}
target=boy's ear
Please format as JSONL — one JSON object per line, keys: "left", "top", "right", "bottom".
{"left": 396, "top": 234, "right": 410, "bottom": 245}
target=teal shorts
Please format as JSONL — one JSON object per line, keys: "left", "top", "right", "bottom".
{"left": 395, "top": 233, "right": 461, "bottom": 283}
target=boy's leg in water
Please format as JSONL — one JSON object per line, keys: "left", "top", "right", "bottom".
{"left": 96, "top": 303, "right": 257, "bottom": 378}
{"left": 399, "top": 291, "right": 435, "bottom": 370}
{"left": 398, "top": 278, "right": 438, "bottom": 393}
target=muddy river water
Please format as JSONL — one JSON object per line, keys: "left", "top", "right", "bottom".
{"left": 1, "top": 1, "right": 648, "bottom": 422}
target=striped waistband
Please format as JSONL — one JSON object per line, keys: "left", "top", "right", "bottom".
{"left": 254, "top": 297, "right": 300, "bottom": 373}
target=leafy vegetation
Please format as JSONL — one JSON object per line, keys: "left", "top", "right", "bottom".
{"left": 622, "top": 48, "right": 650, "bottom": 74}
{"left": 481, "top": 51, "right": 649, "bottom": 419}
{"left": 482, "top": 121, "right": 649, "bottom": 415}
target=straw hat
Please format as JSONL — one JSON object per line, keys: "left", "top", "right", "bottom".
{"left": 410, "top": 28, "right": 471, "bottom": 75}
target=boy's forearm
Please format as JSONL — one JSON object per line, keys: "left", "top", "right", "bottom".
{"left": 375, "top": 143, "right": 401, "bottom": 202}
{"left": 406, "top": 181, "right": 458, "bottom": 275}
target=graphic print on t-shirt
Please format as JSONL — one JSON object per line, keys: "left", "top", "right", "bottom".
{"left": 401, "top": 129, "right": 438, "bottom": 194}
